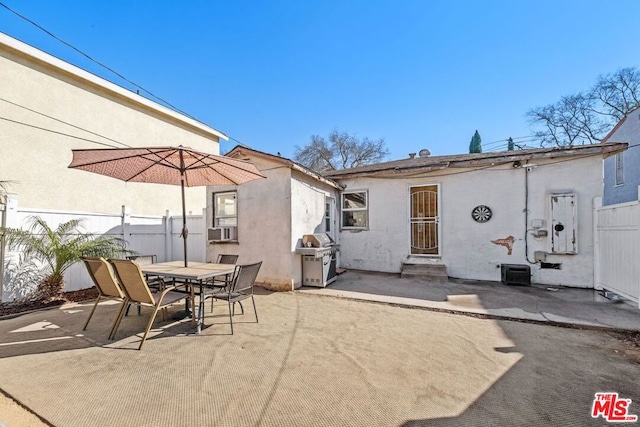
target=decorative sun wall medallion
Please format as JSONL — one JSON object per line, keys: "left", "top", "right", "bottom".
{"left": 471, "top": 205, "right": 492, "bottom": 223}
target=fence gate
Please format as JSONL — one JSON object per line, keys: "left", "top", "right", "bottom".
{"left": 595, "top": 197, "right": 640, "bottom": 307}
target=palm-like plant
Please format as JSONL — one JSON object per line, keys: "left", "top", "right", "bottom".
{"left": 0, "top": 180, "right": 10, "bottom": 203}
{"left": 2, "top": 216, "right": 131, "bottom": 300}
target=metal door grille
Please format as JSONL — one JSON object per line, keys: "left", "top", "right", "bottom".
{"left": 410, "top": 187, "right": 439, "bottom": 255}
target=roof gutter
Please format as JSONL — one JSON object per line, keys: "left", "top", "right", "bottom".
{"left": 290, "top": 163, "right": 344, "bottom": 189}
{"left": 325, "top": 142, "right": 628, "bottom": 179}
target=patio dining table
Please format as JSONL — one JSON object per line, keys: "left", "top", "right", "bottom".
{"left": 140, "top": 261, "right": 236, "bottom": 334}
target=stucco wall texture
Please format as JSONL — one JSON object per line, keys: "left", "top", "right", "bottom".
{"left": 336, "top": 156, "right": 603, "bottom": 288}
{"left": 1, "top": 36, "right": 221, "bottom": 216}
{"left": 206, "top": 155, "right": 337, "bottom": 290}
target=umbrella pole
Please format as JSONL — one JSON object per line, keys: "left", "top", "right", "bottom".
{"left": 180, "top": 174, "right": 188, "bottom": 268}
{"left": 177, "top": 149, "right": 189, "bottom": 268}
{"left": 170, "top": 173, "right": 192, "bottom": 321}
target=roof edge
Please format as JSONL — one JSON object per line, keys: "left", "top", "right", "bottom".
{"left": 0, "top": 31, "right": 228, "bottom": 141}
{"left": 226, "top": 146, "right": 343, "bottom": 190}
{"left": 601, "top": 116, "right": 628, "bottom": 144}
{"left": 324, "top": 142, "right": 628, "bottom": 179}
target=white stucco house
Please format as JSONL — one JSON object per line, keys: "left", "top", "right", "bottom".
{"left": 324, "top": 143, "right": 626, "bottom": 288}
{"left": 205, "top": 146, "right": 341, "bottom": 290}
{"left": 0, "top": 31, "right": 227, "bottom": 216}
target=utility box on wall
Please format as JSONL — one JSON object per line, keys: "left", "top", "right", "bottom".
{"left": 501, "top": 264, "right": 531, "bottom": 286}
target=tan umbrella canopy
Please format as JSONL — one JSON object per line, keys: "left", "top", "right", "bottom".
{"left": 69, "top": 146, "right": 265, "bottom": 266}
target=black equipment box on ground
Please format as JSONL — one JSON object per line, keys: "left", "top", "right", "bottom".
{"left": 501, "top": 264, "right": 531, "bottom": 286}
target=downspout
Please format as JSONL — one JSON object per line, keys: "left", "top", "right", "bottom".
{"left": 524, "top": 163, "right": 537, "bottom": 265}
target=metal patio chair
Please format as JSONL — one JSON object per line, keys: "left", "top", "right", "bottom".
{"left": 108, "top": 258, "right": 195, "bottom": 350}
{"left": 81, "top": 257, "right": 127, "bottom": 338}
{"left": 208, "top": 254, "right": 239, "bottom": 287}
{"left": 204, "top": 254, "right": 240, "bottom": 310}
{"left": 216, "top": 254, "right": 239, "bottom": 265}
{"left": 126, "top": 254, "right": 157, "bottom": 265}
{"left": 202, "top": 261, "right": 262, "bottom": 334}
{"left": 125, "top": 254, "right": 161, "bottom": 315}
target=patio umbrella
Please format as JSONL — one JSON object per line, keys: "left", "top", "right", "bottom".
{"left": 68, "top": 146, "right": 264, "bottom": 267}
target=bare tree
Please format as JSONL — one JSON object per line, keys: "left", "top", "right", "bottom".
{"left": 590, "top": 67, "right": 640, "bottom": 121}
{"left": 294, "top": 130, "right": 389, "bottom": 172}
{"left": 527, "top": 93, "right": 607, "bottom": 147}
{"left": 528, "top": 67, "right": 640, "bottom": 147}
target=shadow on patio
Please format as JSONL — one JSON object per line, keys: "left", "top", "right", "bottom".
{"left": 0, "top": 285, "right": 638, "bottom": 426}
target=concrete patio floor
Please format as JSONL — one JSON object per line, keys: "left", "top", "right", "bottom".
{"left": 0, "top": 278, "right": 639, "bottom": 426}
{"left": 300, "top": 270, "right": 640, "bottom": 331}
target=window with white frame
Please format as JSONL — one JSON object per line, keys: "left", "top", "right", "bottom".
{"left": 342, "top": 191, "right": 368, "bottom": 229}
{"left": 615, "top": 153, "right": 624, "bottom": 186}
{"left": 325, "top": 200, "right": 331, "bottom": 233}
{"left": 213, "top": 192, "right": 237, "bottom": 227}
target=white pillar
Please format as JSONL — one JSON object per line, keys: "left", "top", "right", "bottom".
{"left": 202, "top": 208, "right": 208, "bottom": 262}
{"left": 121, "top": 205, "right": 131, "bottom": 250}
{"left": 164, "top": 210, "right": 172, "bottom": 262}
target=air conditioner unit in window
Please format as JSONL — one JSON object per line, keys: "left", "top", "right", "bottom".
{"left": 208, "top": 226, "right": 237, "bottom": 242}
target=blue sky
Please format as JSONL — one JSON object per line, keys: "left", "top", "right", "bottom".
{"left": 2, "top": 0, "right": 639, "bottom": 160}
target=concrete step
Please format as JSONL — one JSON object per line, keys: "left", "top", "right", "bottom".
{"left": 401, "top": 262, "right": 448, "bottom": 282}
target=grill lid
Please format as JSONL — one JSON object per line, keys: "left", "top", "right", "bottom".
{"left": 302, "top": 233, "right": 333, "bottom": 248}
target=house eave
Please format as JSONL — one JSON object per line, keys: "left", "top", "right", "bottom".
{"left": 324, "top": 143, "right": 628, "bottom": 179}
{"left": 227, "top": 146, "right": 343, "bottom": 190}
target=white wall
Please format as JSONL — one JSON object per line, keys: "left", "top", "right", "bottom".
{"left": 290, "top": 171, "right": 337, "bottom": 287}
{"left": 0, "top": 37, "right": 220, "bottom": 217}
{"left": 338, "top": 178, "right": 408, "bottom": 272}
{"left": 337, "top": 156, "right": 603, "bottom": 288}
{"left": 206, "top": 156, "right": 339, "bottom": 290}
{"left": 206, "top": 156, "right": 293, "bottom": 289}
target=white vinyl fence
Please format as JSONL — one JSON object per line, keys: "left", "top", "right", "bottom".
{"left": 1, "top": 197, "right": 205, "bottom": 300}
{"left": 594, "top": 195, "right": 640, "bottom": 307}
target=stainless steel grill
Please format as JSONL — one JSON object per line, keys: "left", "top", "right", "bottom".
{"left": 295, "top": 233, "right": 338, "bottom": 287}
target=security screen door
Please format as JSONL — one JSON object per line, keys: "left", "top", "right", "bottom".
{"left": 410, "top": 185, "right": 440, "bottom": 256}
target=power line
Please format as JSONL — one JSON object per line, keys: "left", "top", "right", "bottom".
{"left": 1, "top": 96, "right": 254, "bottom": 153}
{"left": 1, "top": 112, "right": 259, "bottom": 154}
{"left": 0, "top": 115, "right": 122, "bottom": 148}
{"left": 1, "top": 2, "right": 250, "bottom": 150}
{"left": 1, "top": 94, "right": 252, "bottom": 155}
{"left": 485, "top": 140, "right": 541, "bottom": 152}
{"left": 227, "top": 135, "right": 251, "bottom": 148}
{"left": 0, "top": 1, "right": 203, "bottom": 123}
{"left": 0, "top": 96, "right": 131, "bottom": 148}
{"left": 483, "top": 135, "right": 538, "bottom": 146}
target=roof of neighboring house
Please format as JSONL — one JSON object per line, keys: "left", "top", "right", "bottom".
{"left": 600, "top": 116, "right": 628, "bottom": 144}
{"left": 0, "top": 31, "right": 228, "bottom": 141}
{"left": 226, "top": 146, "right": 343, "bottom": 190}
{"left": 600, "top": 105, "right": 640, "bottom": 143}
{"left": 323, "top": 142, "right": 628, "bottom": 179}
